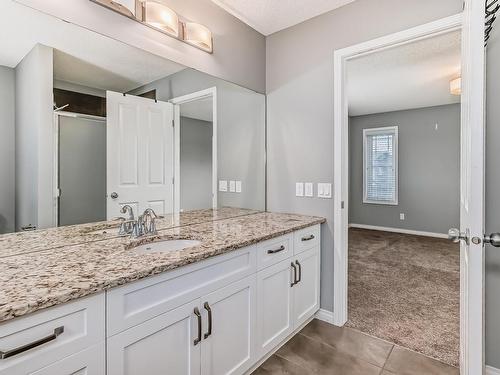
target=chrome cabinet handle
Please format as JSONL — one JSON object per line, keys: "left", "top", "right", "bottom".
{"left": 0, "top": 326, "right": 64, "bottom": 360}
{"left": 301, "top": 234, "right": 315, "bottom": 242}
{"left": 203, "top": 302, "right": 212, "bottom": 339}
{"left": 295, "top": 260, "right": 302, "bottom": 284}
{"left": 194, "top": 307, "right": 202, "bottom": 345}
{"left": 290, "top": 262, "right": 297, "bottom": 287}
{"left": 267, "top": 245, "right": 285, "bottom": 254}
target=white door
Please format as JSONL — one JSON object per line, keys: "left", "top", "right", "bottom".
{"left": 456, "top": 1, "right": 486, "bottom": 374}
{"left": 201, "top": 276, "right": 256, "bottom": 375}
{"left": 292, "top": 247, "right": 320, "bottom": 329}
{"left": 107, "top": 300, "right": 201, "bottom": 375}
{"left": 107, "top": 91, "right": 174, "bottom": 219}
{"left": 256, "top": 259, "right": 293, "bottom": 357}
{"left": 29, "top": 344, "right": 105, "bottom": 375}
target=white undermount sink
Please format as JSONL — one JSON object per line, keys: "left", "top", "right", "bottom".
{"left": 132, "top": 240, "right": 201, "bottom": 254}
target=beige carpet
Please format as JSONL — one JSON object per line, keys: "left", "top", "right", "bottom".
{"left": 346, "top": 228, "right": 460, "bottom": 367}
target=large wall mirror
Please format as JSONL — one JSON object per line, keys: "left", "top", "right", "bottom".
{"left": 0, "top": 1, "right": 266, "bottom": 237}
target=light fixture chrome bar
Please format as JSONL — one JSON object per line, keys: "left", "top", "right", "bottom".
{"left": 89, "top": 0, "right": 213, "bottom": 53}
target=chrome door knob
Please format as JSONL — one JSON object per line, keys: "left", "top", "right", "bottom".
{"left": 448, "top": 228, "right": 469, "bottom": 244}
{"left": 484, "top": 233, "right": 500, "bottom": 247}
{"left": 110, "top": 192, "right": 119, "bottom": 199}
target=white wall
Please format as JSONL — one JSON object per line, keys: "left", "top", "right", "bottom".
{"left": 266, "top": 0, "right": 463, "bottom": 312}
{"left": 15, "top": 0, "right": 266, "bottom": 93}
{"left": 0, "top": 66, "right": 15, "bottom": 233}
{"left": 15, "top": 44, "right": 54, "bottom": 231}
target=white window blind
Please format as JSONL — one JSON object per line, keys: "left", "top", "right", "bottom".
{"left": 363, "top": 126, "right": 398, "bottom": 205}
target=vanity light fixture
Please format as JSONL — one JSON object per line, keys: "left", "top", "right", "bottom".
{"left": 450, "top": 77, "right": 461, "bottom": 95}
{"left": 140, "top": 0, "right": 179, "bottom": 37}
{"left": 91, "top": 0, "right": 213, "bottom": 53}
{"left": 183, "top": 22, "right": 213, "bottom": 53}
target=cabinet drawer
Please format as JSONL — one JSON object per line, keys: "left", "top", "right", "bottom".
{"left": 293, "top": 225, "right": 320, "bottom": 255}
{"left": 107, "top": 246, "right": 256, "bottom": 336}
{"left": 256, "top": 234, "right": 293, "bottom": 271}
{"left": 0, "top": 294, "right": 105, "bottom": 375}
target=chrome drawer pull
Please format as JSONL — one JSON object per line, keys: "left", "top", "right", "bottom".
{"left": 301, "top": 234, "right": 315, "bottom": 242}
{"left": 267, "top": 245, "right": 285, "bottom": 254}
{"left": 0, "top": 326, "right": 64, "bottom": 360}
{"left": 194, "top": 307, "right": 202, "bottom": 345}
{"left": 295, "top": 260, "right": 302, "bottom": 283}
{"left": 203, "top": 302, "right": 212, "bottom": 339}
{"left": 290, "top": 262, "right": 298, "bottom": 287}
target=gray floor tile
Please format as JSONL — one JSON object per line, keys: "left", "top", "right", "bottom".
{"left": 300, "top": 319, "right": 394, "bottom": 367}
{"left": 252, "top": 355, "right": 313, "bottom": 375}
{"left": 276, "top": 332, "right": 382, "bottom": 375}
{"left": 384, "top": 346, "right": 459, "bottom": 375}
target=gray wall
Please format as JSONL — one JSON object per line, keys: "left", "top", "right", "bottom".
{"left": 16, "top": 0, "right": 266, "bottom": 93}
{"left": 349, "top": 104, "right": 460, "bottom": 234}
{"left": 266, "top": 0, "right": 462, "bottom": 316}
{"left": 180, "top": 117, "right": 213, "bottom": 211}
{"left": 0, "top": 66, "right": 15, "bottom": 234}
{"left": 58, "top": 116, "right": 106, "bottom": 226}
{"left": 485, "top": 23, "right": 500, "bottom": 369}
{"left": 15, "top": 44, "right": 54, "bottom": 231}
{"left": 131, "top": 68, "right": 266, "bottom": 211}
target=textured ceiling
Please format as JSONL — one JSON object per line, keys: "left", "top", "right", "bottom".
{"left": 347, "top": 30, "right": 462, "bottom": 116}
{"left": 211, "top": 0, "right": 356, "bottom": 35}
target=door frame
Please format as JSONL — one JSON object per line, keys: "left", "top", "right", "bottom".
{"left": 52, "top": 111, "right": 106, "bottom": 227}
{"left": 170, "top": 87, "right": 218, "bottom": 212}
{"left": 332, "top": 11, "right": 484, "bottom": 374}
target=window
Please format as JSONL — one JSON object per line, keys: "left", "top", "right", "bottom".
{"left": 363, "top": 126, "right": 398, "bottom": 205}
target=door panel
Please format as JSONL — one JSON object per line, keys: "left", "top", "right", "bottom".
{"left": 201, "top": 276, "right": 256, "bottom": 375}
{"left": 107, "top": 300, "right": 200, "bottom": 375}
{"left": 292, "top": 247, "right": 320, "bottom": 328}
{"left": 460, "top": 1, "right": 486, "bottom": 374}
{"left": 256, "top": 259, "right": 293, "bottom": 357}
{"left": 107, "top": 91, "right": 174, "bottom": 219}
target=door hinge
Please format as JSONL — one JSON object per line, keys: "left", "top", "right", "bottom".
{"left": 172, "top": 177, "right": 175, "bottom": 185}
{"left": 172, "top": 119, "right": 175, "bottom": 127}
{"left": 341, "top": 201, "right": 345, "bottom": 209}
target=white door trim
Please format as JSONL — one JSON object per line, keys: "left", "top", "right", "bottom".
{"left": 170, "top": 87, "right": 218, "bottom": 212}
{"left": 332, "top": 12, "right": 487, "bottom": 374}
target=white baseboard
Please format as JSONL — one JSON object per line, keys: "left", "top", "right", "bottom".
{"left": 487, "top": 366, "right": 500, "bottom": 375}
{"left": 315, "top": 308, "right": 334, "bottom": 324}
{"left": 348, "top": 223, "right": 448, "bottom": 239}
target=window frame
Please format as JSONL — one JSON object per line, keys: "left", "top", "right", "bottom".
{"left": 362, "top": 125, "right": 399, "bottom": 205}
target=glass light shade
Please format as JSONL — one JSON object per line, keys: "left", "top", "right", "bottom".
{"left": 142, "top": 1, "right": 179, "bottom": 37}
{"left": 450, "top": 77, "right": 461, "bottom": 96}
{"left": 184, "top": 22, "right": 213, "bottom": 53}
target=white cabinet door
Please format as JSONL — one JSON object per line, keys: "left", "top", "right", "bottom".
{"left": 201, "top": 276, "right": 256, "bottom": 375}
{"left": 292, "top": 247, "right": 320, "bottom": 328}
{"left": 29, "top": 343, "right": 105, "bottom": 375}
{"left": 256, "top": 259, "right": 293, "bottom": 357}
{"left": 107, "top": 300, "right": 201, "bottom": 375}
{"left": 106, "top": 91, "right": 175, "bottom": 219}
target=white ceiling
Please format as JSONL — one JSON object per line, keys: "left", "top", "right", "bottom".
{"left": 1, "top": 1, "right": 185, "bottom": 92}
{"left": 347, "top": 31, "right": 462, "bottom": 116}
{"left": 211, "top": 0, "right": 356, "bottom": 35}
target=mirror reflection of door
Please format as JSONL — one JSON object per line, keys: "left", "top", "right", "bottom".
{"left": 106, "top": 91, "right": 175, "bottom": 219}
{"left": 58, "top": 114, "right": 106, "bottom": 226}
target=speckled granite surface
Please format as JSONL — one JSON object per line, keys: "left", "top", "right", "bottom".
{"left": 0, "top": 212, "right": 325, "bottom": 323}
{"left": 0, "top": 207, "right": 261, "bottom": 258}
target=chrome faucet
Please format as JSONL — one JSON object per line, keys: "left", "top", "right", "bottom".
{"left": 129, "top": 209, "right": 159, "bottom": 238}
{"left": 118, "top": 205, "right": 135, "bottom": 236}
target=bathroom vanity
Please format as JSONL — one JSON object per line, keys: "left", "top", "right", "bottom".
{"left": 0, "top": 212, "right": 324, "bottom": 375}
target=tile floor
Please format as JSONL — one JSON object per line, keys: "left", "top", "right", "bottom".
{"left": 252, "top": 319, "right": 459, "bottom": 375}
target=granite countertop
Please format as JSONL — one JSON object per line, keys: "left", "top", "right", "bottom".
{"left": 0, "top": 212, "right": 325, "bottom": 323}
{"left": 0, "top": 207, "right": 261, "bottom": 258}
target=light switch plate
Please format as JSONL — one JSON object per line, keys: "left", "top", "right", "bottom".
{"left": 305, "top": 183, "right": 314, "bottom": 197}
{"left": 235, "top": 181, "right": 242, "bottom": 193}
{"left": 219, "top": 180, "right": 228, "bottom": 192}
{"left": 400, "top": 213, "right": 405, "bottom": 220}
{"left": 229, "top": 180, "right": 236, "bottom": 192}
{"left": 318, "top": 183, "right": 332, "bottom": 198}
{"left": 295, "top": 183, "right": 304, "bottom": 197}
